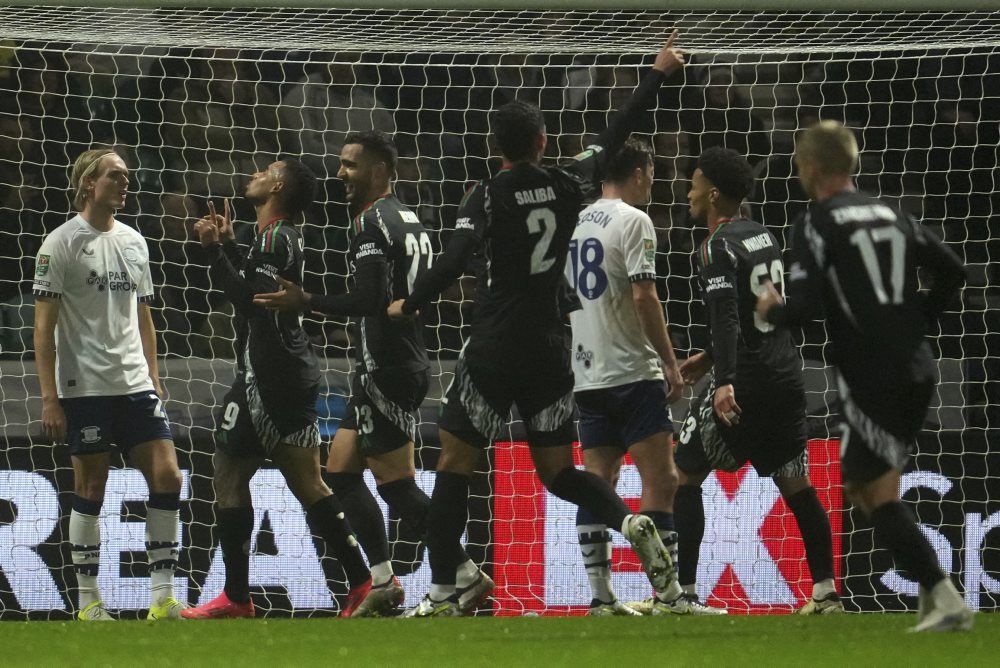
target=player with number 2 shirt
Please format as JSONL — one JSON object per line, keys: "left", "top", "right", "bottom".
{"left": 391, "top": 32, "right": 687, "bottom": 618}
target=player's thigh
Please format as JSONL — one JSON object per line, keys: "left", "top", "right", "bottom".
{"left": 773, "top": 474, "right": 812, "bottom": 498}
{"left": 70, "top": 452, "right": 112, "bottom": 501}
{"left": 327, "top": 427, "right": 365, "bottom": 474}
{"left": 529, "top": 443, "right": 576, "bottom": 486}
{"left": 367, "top": 442, "right": 416, "bottom": 486}
{"left": 437, "top": 428, "right": 482, "bottom": 476}
{"left": 628, "top": 431, "right": 677, "bottom": 491}
{"left": 845, "top": 467, "right": 902, "bottom": 516}
{"left": 271, "top": 443, "right": 327, "bottom": 508}
{"left": 582, "top": 446, "right": 624, "bottom": 485}
{"left": 129, "top": 438, "right": 182, "bottom": 495}
{"left": 62, "top": 395, "right": 117, "bottom": 500}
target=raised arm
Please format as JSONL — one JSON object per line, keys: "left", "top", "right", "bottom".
{"left": 594, "top": 31, "right": 685, "bottom": 156}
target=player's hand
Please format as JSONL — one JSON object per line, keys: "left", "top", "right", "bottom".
{"left": 209, "top": 199, "right": 235, "bottom": 243}
{"left": 664, "top": 362, "right": 684, "bottom": 403}
{"left": 652, "top": 29, "right": 686, "bottom": 75}
{"left": 679, "top": 351, "right": 712, "bottom": 385}
{"left": 387, "top": 299, "right": 413, "bottom": 320}
{"left": 713, "top": 384, "right": 742, "bottom": 427}
{"left": 755, "top": 280, "right": 783, "bottom": 323}
{"left": 192, "top": 214, "right": 221, "bottom": 247}
{"left": 40, "top": 397, "right": 66, "bottom": 443}
{"left": 253, "top": 275, "right": 310, "bottom": 312}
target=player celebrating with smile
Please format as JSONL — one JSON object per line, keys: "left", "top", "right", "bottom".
{"left": 254, "top": 131, "right": 486, "bottom": 615}
{"left": 182, "top": 159, "right": 375, "bottom": 619}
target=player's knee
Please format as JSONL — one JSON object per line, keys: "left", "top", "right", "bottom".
{"left": 74, "top": 478, "right": 107, "bottom": 503}
{"left": 844, "top": 481, "right": 875, "bottom": 516}
{"left": 147, "top": 461, "right": 183, "bottom": 495}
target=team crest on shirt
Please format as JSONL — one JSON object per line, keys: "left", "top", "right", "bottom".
{"left": 123, "top": 247, "right": 139, "bottom": 263}
{"left": 80, "top": 426, "right": 101, "bottom": 444}
{"left": 643, "top": 238, "right": 655, "bottom": 264}
{"left": 36, "top": 255, "right": 50, "bottom": 276}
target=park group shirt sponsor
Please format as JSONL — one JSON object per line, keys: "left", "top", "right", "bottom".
{"left": 32, "top": 215, "right": 154, "bottom": 398}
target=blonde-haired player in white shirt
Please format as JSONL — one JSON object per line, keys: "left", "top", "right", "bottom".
{"left": 567, "top": 137, "right": 722, "bottom": 616}
{"left": 33, "top": 148, "right": 185, "bottom": 621}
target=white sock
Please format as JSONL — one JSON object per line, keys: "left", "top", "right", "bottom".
{"left": 371, "top": 561, "right": 394, "bottom": 587}
{"left": 812, "top": 578, "right": 836, "bottom": 601}
{"left": 578, "top": 523, "right": 614, "bottom": 603}
{"left": 456, "top": 559, "right": 479, "bottom": 588}
{"left": 69, "top": 509, "right": 102, "bottom": 609}
{"left": 430, "top": 583, "right": 456, "bottom": 601}
{"left": 145, "top": 506, "right": 180, "bottom": 607}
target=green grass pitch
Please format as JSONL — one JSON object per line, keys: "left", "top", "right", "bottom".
{"left": 2, "top": 614, "right": 997, "bottom": 666}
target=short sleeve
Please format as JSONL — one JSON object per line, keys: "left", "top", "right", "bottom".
{"left": 622, "top": 210, "right": 657, "bottom": 282}
{"left": 33, "top": 234, "right": 65, "bottom": 299}
{"left": 137, "top": 237, "right": 155, "bottom": 303}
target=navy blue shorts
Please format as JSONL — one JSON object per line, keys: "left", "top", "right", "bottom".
{"left": 575, "top": 380, "right": 673, "bottom": 452}
{"left": 61, "top": 391, "right": 173, "bottom": 456}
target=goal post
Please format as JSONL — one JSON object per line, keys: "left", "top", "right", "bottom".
{"left": 0, "top": 4, "right": 997, "bottom": 619}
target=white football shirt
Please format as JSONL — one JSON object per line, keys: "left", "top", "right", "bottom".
{"left": 566, "top": 198, "right": 663, "bottom": 391}
{"left": 33, "top": 215, "right": 155, "bottom": 398}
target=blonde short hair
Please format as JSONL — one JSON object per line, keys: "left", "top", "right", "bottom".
{"left": 795, "top": 120, "right": 859, "bottom": 176}
{"left": 70, "top": 148, "right": 117, "bottom": 211}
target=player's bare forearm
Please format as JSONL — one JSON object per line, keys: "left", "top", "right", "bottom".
{"left": 679, "top": 351, "right": 713, "bottom": 385}
{"left": 632, "top": 281, "right": 676, "bottom": 367}
{"left": 633, "top": 281, "right": 683, "bottom": 401}
{"left": 138, "top": 303, "right": 162, "bottom": 395}
{"left": 33, "top": 297, "right": 65, "bottom": 441}
{"left": 33, "top": 297, "right": 60, "bottom": 402}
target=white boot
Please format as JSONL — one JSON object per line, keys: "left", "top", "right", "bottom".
{"left": 910, "top": 579, "right": 973, "bottom": 632}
